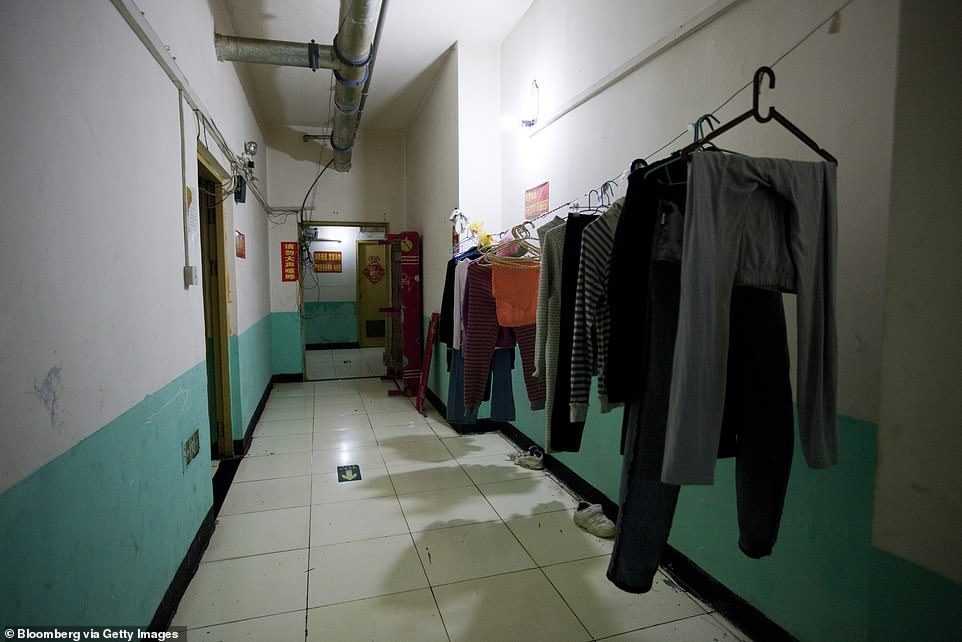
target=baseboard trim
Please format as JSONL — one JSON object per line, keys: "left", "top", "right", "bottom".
{"left": 150, "top": 452, "right": 241, "bottom": 630}
{"left": 272, "top": 373, "right": 303, "bottom": 384}
{"left": 660, "top": 546, "right": 799, "bottom": 642}
{"left": 306, "top": 342, "right": 360, "bottom": 351}
{"left": 497, "top": 421, "right": 620, "bottom": 518}
{"left": 152, "top": 377, "right": 265, "bottom": 631}
{"left": 422, "top": 386, "right": 511, "bottom": 435}
{"left": 148, "top": 504, "right": 216, "bottom": 631}
{"left": 233, "top": 380, "right": 272, "bottom": 456}
{"left": 426, "top": 384, "right": 796, "bottom": 642}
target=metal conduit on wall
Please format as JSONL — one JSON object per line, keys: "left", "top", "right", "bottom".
{"left": 214, "top": 0, "right": 384, "bottom": 172}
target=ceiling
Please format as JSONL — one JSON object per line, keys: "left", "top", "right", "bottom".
{"left": 218, "top": 0, "right": 534, "bottom": 132}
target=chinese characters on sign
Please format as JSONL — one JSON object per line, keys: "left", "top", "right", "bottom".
{"left": 281, "top": 241, "right": 298, "bottom": 282}
{"left": 524, "top": 181, "right": 549, "bottom": 220}
{"left": 314, "top": 251, "right": 343, "bottom": 273}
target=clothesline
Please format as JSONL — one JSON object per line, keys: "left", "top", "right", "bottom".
{"left": 452, "top": 0, "right": 857, "bottom": 252}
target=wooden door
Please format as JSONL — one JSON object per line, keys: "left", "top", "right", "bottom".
{"left": 356, "top": 241, "right": 390, "bottom": 348}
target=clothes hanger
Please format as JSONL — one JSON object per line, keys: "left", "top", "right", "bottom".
{"left": 679, "top": 66, "right": 838, "bottom": 164}
{"left": 479, "top": 222, "right": 541, "bottom": 265}
{"left": 641, "top": 113, "right": 728, "bottom": 186}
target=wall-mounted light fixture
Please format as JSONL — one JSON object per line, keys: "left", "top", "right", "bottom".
{"left": 521, "top": 80, "right": 539, "bottom": 128}
{"left": 238, "top": 140, "right": 258, "bottom": 174}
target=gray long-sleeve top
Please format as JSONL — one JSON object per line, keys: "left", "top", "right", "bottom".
{"left": 662, "top": 152, "right": 838, "bottom": 485}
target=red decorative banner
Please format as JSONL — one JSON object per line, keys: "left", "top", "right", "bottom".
{"left": 314, "top": 251, "right": 342, "bottom": 273}
{"left": 385, "top": 232, "right": 422, "bottom": 396}
{"left": 281, "top": 241, "right": 298, "bottom": 282}
{"left": 524, "top": 181, "right": 549, "bottom": 220}
{"left": 234, "top": 231, "right": 246, "bottom": 258}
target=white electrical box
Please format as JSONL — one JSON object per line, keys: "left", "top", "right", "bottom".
{"left": 184, "top": 265, "right": 199, "bottom": 287}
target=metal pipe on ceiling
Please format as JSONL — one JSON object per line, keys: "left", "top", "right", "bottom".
{"left": 214, "top": 34, "right": 335, "bottom": 69}
{"left": 329, "top": 0, "right": 381, "bottom": 171}
{"left": 352, "top": 0, "right": 389, "bottom": 140}
{"left": 212, "top": 0, "right": 384, "bottom": 173}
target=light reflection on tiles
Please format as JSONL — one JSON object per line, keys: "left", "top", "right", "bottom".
{"left": 174, "top": 374, "right": 752, "bottom": 641}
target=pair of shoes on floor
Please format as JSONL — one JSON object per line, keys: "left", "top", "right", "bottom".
{"left": 574, "top": 501, "right": 616, "bottom": 539}
{"left": 508, "top": 445, "right": 545, "bottom": 470}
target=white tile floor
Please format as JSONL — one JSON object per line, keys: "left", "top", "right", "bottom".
{"left": 305, "top": 347, "right": 386, "bottom": 381}
{"left": 175, "top": 377, "right": 751, "bottom": 641}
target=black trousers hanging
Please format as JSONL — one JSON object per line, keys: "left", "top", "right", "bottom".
{"left": 607, "top": 259, "right": 795, "bottom": 593}
{"left": 549, "top": 214, "right": 596, "bottom": 451}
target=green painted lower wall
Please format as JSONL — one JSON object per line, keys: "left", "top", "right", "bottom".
{"left": 0, "top": 361, "right": 213, "bottom": 627}
{"left": 667, "top": 415, "right": 962, "bottom": 642}
{"left": 271, "top": 311, "right": 303, "bottom": 375}
{"left": 425, "top": 317, "right": 962, "bottom": 641}
{"left": 228, "top": 315, "right": 274, "bottom": 440}
{"left": 303, "top": 301, "right": 358, "bottom": 344}
{"left": 270, "top": 304, "right": 358, "bottom": 377}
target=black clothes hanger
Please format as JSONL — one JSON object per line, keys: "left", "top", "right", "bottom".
{"left": 680, "top": 66, "right": 838, "bottom": 164}
{"left": 643, "top": 152, "right": 687, "bottom": 186}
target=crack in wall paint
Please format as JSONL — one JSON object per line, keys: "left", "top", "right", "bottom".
{"left": 143, "top": 374, "right": 197, "bottom": 426}
{"left": 27, "top": 366, "right": 62, "bottom": 428}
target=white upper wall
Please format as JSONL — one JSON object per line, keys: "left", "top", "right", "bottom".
{"left": 499, "top": 0, "right": 899, "bottom": 421}
{"left": 457, "top": 41, "right": 503, "bottom": 232}
{"left": 0, "top": 0, "right": 270, "bottom": 492}
{"left": 405, "top": 48, "right": 461, "bottom": 314}
{"left": 265, "top": 126, "right": 406, "bottom": 315}
{"left": 138, "top": 0, "right": 272, "bottom": 336}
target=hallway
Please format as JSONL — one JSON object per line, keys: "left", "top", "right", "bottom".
{"left": 305, "top": 347, "right": 387, "bottom": 381}
{"left": 172, "top": 377, "right": 747, "bottom": 641}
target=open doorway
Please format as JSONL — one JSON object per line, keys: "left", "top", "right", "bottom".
{"left": 299, "top": 222, "right": 390, "bottom": 381}
{"left": 197, "top": 156, "right": 234, "bottom": 459}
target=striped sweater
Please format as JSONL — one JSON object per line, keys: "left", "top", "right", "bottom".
{"left": 569, "top": 198, "right": 625, "bottom": 421}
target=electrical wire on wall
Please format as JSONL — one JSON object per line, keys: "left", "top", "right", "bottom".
{"left": 296, "top": 158, "right": 336, "bottom": 320}
{"left": 294, "top": 71, "right": 341, "bottom": 320}
{"left": 192, "top": 108, "right": 283, "bottom": 219}
{"left": 473, "top": 0, "right": 860, "bottom": 244}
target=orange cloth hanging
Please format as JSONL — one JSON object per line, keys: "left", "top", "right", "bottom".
{"left": 491, "top": 261, "right": 540, "bottom": 327}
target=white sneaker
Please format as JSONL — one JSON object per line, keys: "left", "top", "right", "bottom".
{"left": 573, "top": 502, "right": 615, "bottom": 539}
{"left": 509, "top": 451, "right": 544, "bottom": 470}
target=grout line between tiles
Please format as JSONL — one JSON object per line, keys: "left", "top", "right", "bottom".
{"left": 485, "top": 431, "right": 599, "bottom": 639}
{"left": 303, "top": 385, "right": 316, "bottom": 642}
{"left": 592, "top": 612, "right": 733, "bottom": 642}
{"left": 199, "top": 544, "right": 312, "bottom": 566}
{"left": 182, "top": 607, "right": 308, "bottom": 633}
{"left": 536, "top": 563, "right": 597, "bottom": 640}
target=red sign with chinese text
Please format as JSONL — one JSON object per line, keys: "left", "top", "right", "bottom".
{"left": 281, "top": 242, "right": 298, "bottom": 282}
{"left": 524, "top": 182, "right": 549, "bottom": 220}
{"left": 314, "top": 251, "right": 343, "bottom": 273}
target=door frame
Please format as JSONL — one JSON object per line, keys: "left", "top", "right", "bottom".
{"left": 297, "top": 220, "right": 389, "bottom": 362}
{"left": 198, "top": 145, "right": 234, "bottom": 459}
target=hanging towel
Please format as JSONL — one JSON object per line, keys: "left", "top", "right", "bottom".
{"left": 491, "top": 261, "right": 540, "bottom": 327}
